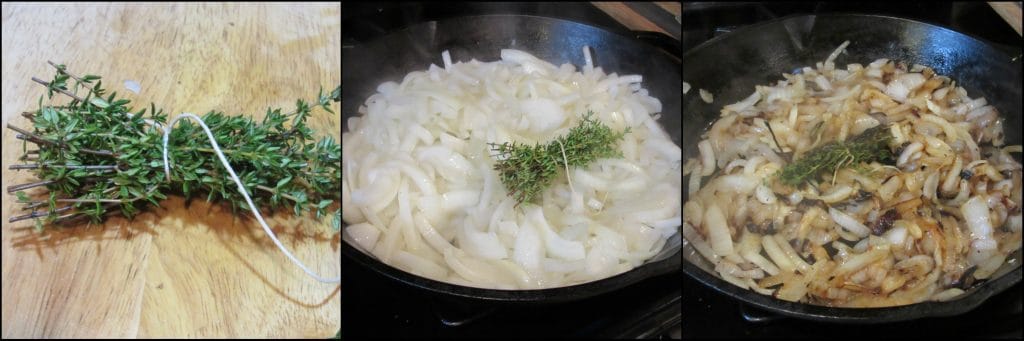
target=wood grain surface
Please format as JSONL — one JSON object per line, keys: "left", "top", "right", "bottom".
{"left": 592, "top": 1, "right": 681, "bottom": 37}
{"left": 988, "top": 1, "right": 1023, "bottom": 36}
{"left": 1, "top": 2, "right": 340, "bottom": 338}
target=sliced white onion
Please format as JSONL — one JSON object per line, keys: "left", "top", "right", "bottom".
{"left": 459, "top": 222, "right": 509, "bottom": 260}
{"left": 704, "top": 203, "right": 734, "bottom": 257}
{"left": 814, "top": 74, "right": 832, "bottom": 91}
{"left": 825, "top": 40, "right": 850, "bottom": 67}
{"left": 921, "top": 114, "right": 961, "bottom": 143}
{"left": 688, "top": 170, "right": 702, "bottom": 196}
{"left": 773, "top": 234, "right": 812, "bottom": 273}
{"left": 683, "top": 222, "right": 719, "bottom": 264}
{"left": 882, "top": 225, "right": 908, "bottom": 246}
{"left": 834, "top": 245, "right": 890, "bottom": 276}
{"left": 879, "top": 175, "right": 902, "bottom": 202}
{"left": 711, "top": 175, "right": 760, "bottom": 195}
{"left": 961, "top": 196, "right": 997, "bottom": 265}
{"left": 442, "top": 190, "right": 479, "bottom": 211}
{"left": 698, "top": 140, "right": 716, "bottom": 176}
{"left": 1009, "top": 214, "right": 1022, "bottom": 233}
{"left": 942, "top": 157, "right": 963, "bottom": 194}
{"left": 723, "top": 90, "right": 760, "bottom": 114}
{"left": 885, "top": 72, "right": 926, "bottom": 103}
{"left": 898, "top": 142, "right": 923, "bottom": 167}
{"left": 818, "top": 185, "right": 855, "bottom": 203}
{"left": 755, "top": 184, "right": 777, "bottom": 204}
{"left": 974, "top": 253, "right": 1007, "bottom": 280}
{"left": 582, "top": 45, "right": 593, "bottom": 70}
{"left": 932, "top": 87, "right": 949, "bottom": 100}
{"left": 699, "top": 88, "right": 714, "bottom": 103}
{"left": 414, "top": 213, "right": 454, "bottom": 255}
{"left": 923, "top": 171, "right": 941, "bottom": 202}
{"left": 529, "top": 207, "right": 585, "bottom": 261}
{"left": 683, "top": 199, "right": 703, "bottom": 227}
{"left": 738, "top": 233, "right": 780, "bottom": 276}
{"left": 761, "top": 235, "right": 796, "bottom": 273}
{"left": 512, "top": 218, "right": 542, "bottom": 271}
{"left": 719, "top": 272, "right": 750, "bottom": 289}
{"left": 716, "top": 260, "right": 765, "bottom": 279}
{"left": 829, "top": 207, "right": 871, "bottom": 238}
{"left": 393, "top": 250, "right": 448, "bottom": 279}
{"left": 932, "top": 288, "right": 965, "bottom": 301}
{"left": 442, "top": 50, "right": 452, "bottom": 71}
{"left": 345, "top": 222, "right": 381, "bottom": 252}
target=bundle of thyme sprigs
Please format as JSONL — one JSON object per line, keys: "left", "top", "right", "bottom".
{"left": 6, "top": 61, "right": 342, "bottom": 232}
{"left": 775, "top": 124, "right": 894, "bottom": 187}
{"left": 488, "top": 111, "right": 630, "bottom": 205}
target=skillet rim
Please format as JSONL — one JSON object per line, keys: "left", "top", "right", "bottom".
{"left": 683, "top": 12, "right": 1022, "bottom": 60}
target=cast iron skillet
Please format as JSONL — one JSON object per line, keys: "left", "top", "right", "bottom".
{"left": 682, "top": 14, "right": 1023, "bottom": 323}
{"left": 342, "top": 15, "right": 681, "bottom": 303}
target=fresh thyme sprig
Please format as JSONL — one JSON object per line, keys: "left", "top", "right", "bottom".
{"left": 775, "top": 124, "right": 894, "bottom": 187}
{"left": 488, "top": 111, "right": 630, "bottom": 205}
{"left": 7, "top": 61, "right": 342, "bottom": 232}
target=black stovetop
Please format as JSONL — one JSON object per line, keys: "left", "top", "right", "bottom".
{"left": 682, "top": 1, "right": 1023, "bottom": 338}
{"left": 342, "top": 254, "right": 681, "bottom": 338}
{"left": 341, "top": 2, "right": 682, "bottom": 339}
{"left": 683, "top": 271, "right": 1022, "bottom": 338}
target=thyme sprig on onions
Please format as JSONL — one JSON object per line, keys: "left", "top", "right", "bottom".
{"left": 488, "top": 111, "right": 629, "bottom": 205}
{"left": 776, "top": 124, "right": 895, "bottom": 187}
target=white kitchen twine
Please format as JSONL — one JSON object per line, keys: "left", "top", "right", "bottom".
{"left": 156, "top": 113, "right": 340, "bottom": 284}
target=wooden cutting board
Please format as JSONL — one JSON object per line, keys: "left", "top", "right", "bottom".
{"left": 592, "top": 1, "right": 681, "bottom": 39}
{"left": 1, "top": 3, "right": 340, "bottom": 338}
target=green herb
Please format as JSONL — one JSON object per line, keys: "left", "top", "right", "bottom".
{"left": 6, "top": 61, "right": 341, "bottom": 230}
{"left": 488, "top": 111, "right": 629, "bottom": 205}
{"left": 331, "top": 210, "right": 341, "bottom": 231}
{"left": 15, "top": 191, "right": 30, "bottom": 202}
{"left": 776, "top": 124, "right": 894, "bottom": 187}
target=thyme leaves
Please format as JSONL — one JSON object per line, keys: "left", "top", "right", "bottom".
{"left": 489, "top": 111, "right": 629, "bottom": 205}
{"left": 7, "top": 62, "right": 342, "bottom": 231}
{"left": 776, "top": 124, "right": 894, "bottom": 187}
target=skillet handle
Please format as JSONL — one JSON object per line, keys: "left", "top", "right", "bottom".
{"left": 633, "top": 31, "right": 681, "bottom": 60}
{"left": 739, "top": 303, "right": 786, "bottom": 323}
